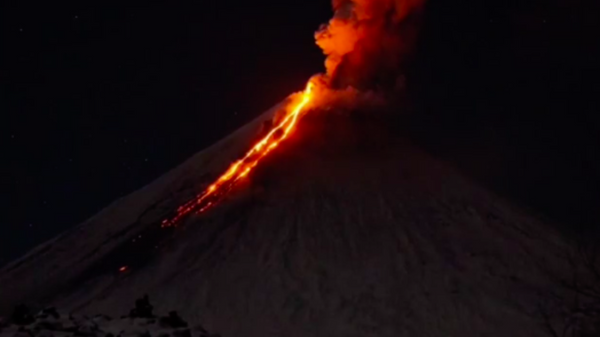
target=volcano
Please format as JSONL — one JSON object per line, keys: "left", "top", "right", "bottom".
{"left": 0, "top": 99, "right": 574, "bottom": 336}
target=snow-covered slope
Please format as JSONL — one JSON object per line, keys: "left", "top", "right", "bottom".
{"left": 0, "top": 101, "right": 287, "bottom": 312}
{"left": 0, "top": 103, "right": 573, "bottom": 337}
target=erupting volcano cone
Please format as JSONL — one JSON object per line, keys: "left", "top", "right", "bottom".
{"left": 0, "top": 101, "right": 573, "bottom": 337}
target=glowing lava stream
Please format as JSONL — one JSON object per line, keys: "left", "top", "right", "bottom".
{"left": 162, "top": 79, "right": 318, "bottom": 227}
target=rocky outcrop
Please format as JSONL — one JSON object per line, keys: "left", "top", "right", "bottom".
{"left": 0, "top": 299, "right": 220, "bottom": 337}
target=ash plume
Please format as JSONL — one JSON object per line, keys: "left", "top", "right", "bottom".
{"left": 316, "top": 0, "right": 426, "bottom": 90}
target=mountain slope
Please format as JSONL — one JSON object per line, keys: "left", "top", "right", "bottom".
{"left": 0, "top": 103, "right": 571, "bottom": 337}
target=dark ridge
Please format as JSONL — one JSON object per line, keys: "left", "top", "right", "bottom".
{"left": 3, "top": 244, "right": 53, "bottom": 274}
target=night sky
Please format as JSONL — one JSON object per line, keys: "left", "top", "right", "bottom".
{"left": 3, "top": 0, "right": 599, "bottom": 266}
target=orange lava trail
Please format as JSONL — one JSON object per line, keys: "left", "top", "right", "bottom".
{"left": 162, "top": 79, "right": 317, "bottom": 227}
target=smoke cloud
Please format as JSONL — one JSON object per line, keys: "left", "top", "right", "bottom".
{"left": 316, "top": 0, "right": 426, "bottom": 89}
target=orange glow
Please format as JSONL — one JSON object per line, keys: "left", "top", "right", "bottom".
{"left": 315, "top": 0, "right": 425, "bottom": 82}
{"left": 162, "top": 79, "right": 319, "bottom": 227}
{"left": 157, "top": 0, "right": 426, "bottom": 228}
{"left": 119, "top": 266, "right": 128, "bottom": 273}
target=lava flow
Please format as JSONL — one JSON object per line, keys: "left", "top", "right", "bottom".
{"left": 161, "top": 0, "right": 426, "bottom": 227}
{"left": 162, "top": 78, "right": 320, "bottom": 227}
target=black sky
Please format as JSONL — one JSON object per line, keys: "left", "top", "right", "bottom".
{"left": 2, "top": 0, "right": 599, "bottom": 266}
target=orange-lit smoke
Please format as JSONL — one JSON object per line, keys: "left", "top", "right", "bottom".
{"left": 316, "top": 0, "right": 425, "bottom": 88}
{"left": 160, "top": 0, "right": 425, "bottom": 228}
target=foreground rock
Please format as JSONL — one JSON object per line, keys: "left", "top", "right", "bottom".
{"left": 0, "top": 302, "right": 220, "bottom": 337}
